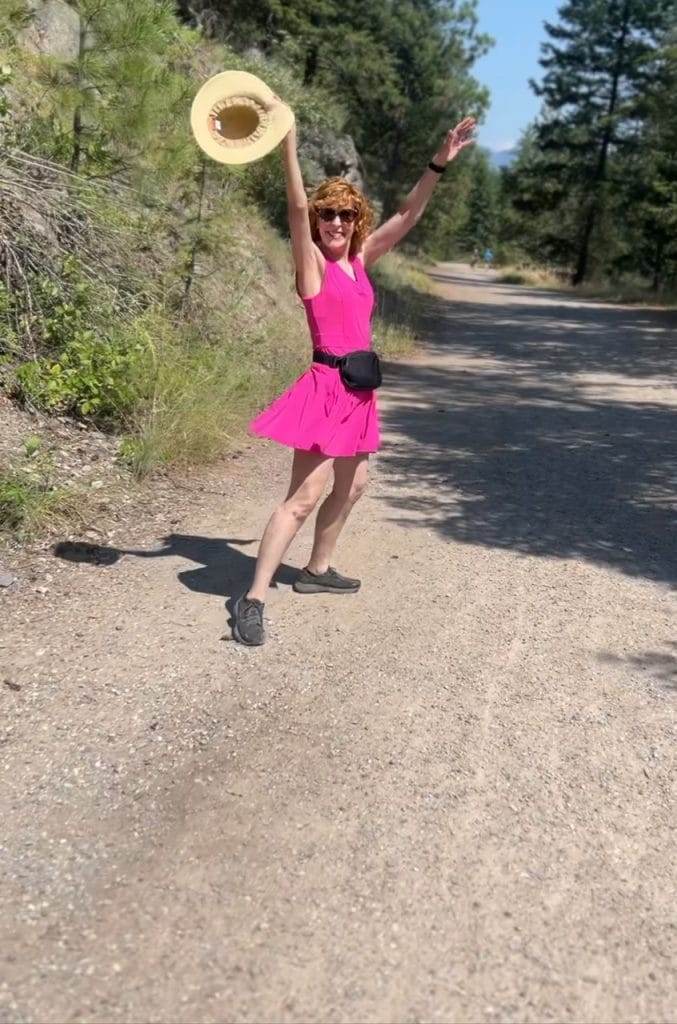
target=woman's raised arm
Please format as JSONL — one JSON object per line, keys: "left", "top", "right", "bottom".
{"left": 361, "top": 117, "right": 476, "bottom": 267}
{"left": 277, "top": 113, "right": 323, "bottom": 298}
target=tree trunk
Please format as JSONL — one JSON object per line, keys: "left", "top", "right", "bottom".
{"left": 572, "top": 200, "right": 597, "bottom": 285}
{"left": 70, "top": 14, "right": 87, "bottom": 173}
{"left": 572, "top": 0, "right": 630, "bottom": 286}
{"left": 651, "top": 237, "right": 665, "bottom": 292}
{"left": 303, "top": 43, "right": 318, "bottom": 85}
{"left": 182, "top": 159, "right": 207, "bottom": 311}
{"left": 381, "top": 128, "right": 404, "bottom": 220}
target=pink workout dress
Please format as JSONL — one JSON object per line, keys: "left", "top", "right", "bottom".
{"left": 249, "top": 255, "right": 380, "bottom": 457}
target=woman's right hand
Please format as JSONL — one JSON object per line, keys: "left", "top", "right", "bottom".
{"left": 268, "top": 94, "right": 295, "bottom": 146}
{"left": 269, "top": 92, "right": 294, "bottom": 121}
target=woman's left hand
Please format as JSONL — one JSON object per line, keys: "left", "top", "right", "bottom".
{"left": 435, "top": 117, "right": 477, "bottom": 164}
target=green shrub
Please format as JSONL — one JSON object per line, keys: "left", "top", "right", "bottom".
{"left": 23, "top": 434, "right": 42, "bottom": 457}
{"left": 15, "top": 324, "right": 151, "bottom": 423}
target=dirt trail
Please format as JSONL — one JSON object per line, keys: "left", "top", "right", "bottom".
{"left": 1, "top": 265, "right": 675, "bottom": 1024}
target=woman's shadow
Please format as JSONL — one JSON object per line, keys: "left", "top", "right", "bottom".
{"left": 52, "top": 533, "right": 299, "bottom": 621}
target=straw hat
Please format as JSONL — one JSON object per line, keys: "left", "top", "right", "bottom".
{"left": 190, "top": 70, "right": 295, "bottom": 165}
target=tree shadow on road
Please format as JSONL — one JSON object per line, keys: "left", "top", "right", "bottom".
{"left": 597, "top": 642, "right": 677, "bottom": 692}
{"left": 420, "top": 279, "right": 677, "bottom": 379}
{"left": 53, "top": 533, "right": 297, "bottom": 601}
{"left": 379, "top": 281, "right": 677, "bottom": 587}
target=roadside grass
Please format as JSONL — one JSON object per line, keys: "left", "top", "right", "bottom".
{"left": 1, "top": 199, "right": 433, "bottom": 542}
{"left": 371, "top": 251, "right": 433, "bottom": 356}
{"left": 573, "top": 280, "right": 677, "bottom": 307}
{"left": 496, "top": 266, "right": 563, "bottom": 288}
{"left": 372, "top": 319, "right": 415, "bottom": 359}
{"left": 120, "top": 308, "right": 306, "bottom": 477}
{"left": 0, "top": 466, "right": 78, "bottom": 538}
{"left": 496, "top": 264, "right": 677, "bottom": 307}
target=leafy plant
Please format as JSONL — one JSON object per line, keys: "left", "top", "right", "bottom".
{"left": 15, "top": 321, "right": 151, "bottom": 423}
{"left": 0, "top": 452, "right": 75, "bottom": 538}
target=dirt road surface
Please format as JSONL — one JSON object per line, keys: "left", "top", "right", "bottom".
{"left": 1, "top": 265, "right": 675, "bottom": 1023}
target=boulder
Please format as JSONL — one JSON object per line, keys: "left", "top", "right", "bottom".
{"left": 19, "top": 0, "right": 81, "bottom": 61}
{"left": 299, "top": 128, "right": 365, "bottom": 191}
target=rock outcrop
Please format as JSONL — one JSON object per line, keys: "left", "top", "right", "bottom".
{"left": 19, "top": 0, "right": 80, "bottom": 61}
{"left": 299, "top": 127, "right": 365, "bottom": 191}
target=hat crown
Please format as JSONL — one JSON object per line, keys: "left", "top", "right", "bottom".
{"left": 209, "top": 96, "right": 269, "bottom": 148}
{"left": 191, "top": 70, "right": 295, "bottom": 165}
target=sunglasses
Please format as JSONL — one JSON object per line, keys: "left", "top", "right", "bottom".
{"left": 317, "top": 207, "right": 358, "bottom": 224}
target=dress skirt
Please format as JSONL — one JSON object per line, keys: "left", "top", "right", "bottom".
{"left": 249, "top": 362, "right": 380, "bottom": 457}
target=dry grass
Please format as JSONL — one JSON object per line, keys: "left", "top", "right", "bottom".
{"left": 0, "top": 465, "right": 79, "bottom": 538}
{"left": 496, "top": 264, "right": 676, "bottom": 308}
{"left": 572, "top": 280, "right": 677, "bottom": 308}
{"left": 370, "top": 251, "right": 433, "bottom": 358}
{"left": 496, "top": 266, "right": 563, "bottom": 289}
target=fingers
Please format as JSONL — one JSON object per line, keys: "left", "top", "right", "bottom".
{"left": 454, "top": 116, "right": 477, "bottom": 138}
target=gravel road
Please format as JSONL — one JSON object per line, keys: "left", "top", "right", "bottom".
{"left": 1, "top": 264, "right": 675, "bottom": 1023}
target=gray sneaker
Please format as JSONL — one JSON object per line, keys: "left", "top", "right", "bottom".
{"left": 293, "top": 566, "right": 361, "bottom": 594}
{"left": 233, "top": 594, "right": 265, "bottom": 646}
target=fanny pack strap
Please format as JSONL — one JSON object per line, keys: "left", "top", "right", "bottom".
{"left": 312, "top": 350, "right": 342, "bottom": 368}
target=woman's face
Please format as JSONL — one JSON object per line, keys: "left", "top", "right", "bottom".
{"left": 316, "top": 205, "right": 358, "bottom": 258}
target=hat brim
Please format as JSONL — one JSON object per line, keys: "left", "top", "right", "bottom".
{"left": 191, "top": 70, "right": 294, "bottom": 165}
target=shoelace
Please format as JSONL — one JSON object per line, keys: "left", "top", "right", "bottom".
{"left": 241, "top": 600, "right": 262, "bottom": 622}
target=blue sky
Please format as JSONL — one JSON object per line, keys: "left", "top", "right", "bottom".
{"left": 473, "top": 0, "right": 562, "bottom": 152}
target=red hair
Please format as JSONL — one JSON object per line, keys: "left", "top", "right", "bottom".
{"left": 308, "top": 177, "right": 375, "bottom": 257}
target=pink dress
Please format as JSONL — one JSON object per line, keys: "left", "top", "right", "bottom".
{"left": 249, "top": 255, "right": 380, "bottom": 457}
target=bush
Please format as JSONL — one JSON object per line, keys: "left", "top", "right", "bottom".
{"left": 15, "top": 322, "right": 151, "bottom": 423}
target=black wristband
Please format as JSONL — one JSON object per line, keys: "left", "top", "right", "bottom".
{"left": 428, "top": 160, "right": 446, "bottom": 174}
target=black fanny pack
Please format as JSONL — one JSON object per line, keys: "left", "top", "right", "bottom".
{"left": 313, "top": 348, "right": 382, "bottom": 390}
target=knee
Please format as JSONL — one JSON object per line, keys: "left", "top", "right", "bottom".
{"left": 350, "top": 477, "right": 368, "bottom": 505}
{"left": 284, "top": 492, "right": 321, "bottom": 524}
{"left": 337, "top": 475, "right": 368, "bottom": 507}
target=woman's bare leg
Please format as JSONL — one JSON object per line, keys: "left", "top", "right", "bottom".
{"left": 246, "top": 450, "right": 333, "bottom": 602}
{"left": 306, "top": 454, "right": 369, "bottom": 574}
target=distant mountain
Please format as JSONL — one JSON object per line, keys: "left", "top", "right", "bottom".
{"left": 489, "top": 148, "right": 517, "bottom": 169}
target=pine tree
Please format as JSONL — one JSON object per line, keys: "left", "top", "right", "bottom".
{"left": 531, "top": 0, "right": 675, "bottom": 284}
{"left": 35, "top": 0, "right": 186, "bottom": 176}
{"left": 626, "top": 29, "right": 677, "bottom": 289}
{"left": 177, "top": 0, "right": 492, "bottom": 224}
{"left": 500, "top": 126, "right": 579, "bottom": 267}
{"left": 308, "top": 0, "right": 491, "bottom": 219}
{"left": 462, "top": 151, "right": 499, "bottom": 254}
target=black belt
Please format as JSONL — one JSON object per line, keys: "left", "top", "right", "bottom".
{"left": 313, "top": 350, "right": 342, "bottom": 367}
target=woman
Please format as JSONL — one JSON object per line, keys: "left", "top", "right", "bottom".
{"left": 233, "top": 102, "right": 476, "bottom": 646}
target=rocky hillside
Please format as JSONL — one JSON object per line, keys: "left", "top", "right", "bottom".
{"left": 0, "top": 0, "right": 430, "bottom": 540}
